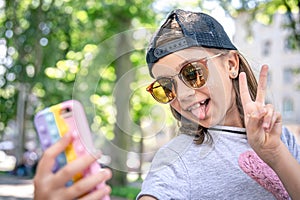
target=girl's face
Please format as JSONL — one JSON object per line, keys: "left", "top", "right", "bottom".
{"left": 151, "top": 47, "right": 243, "bottom": 128}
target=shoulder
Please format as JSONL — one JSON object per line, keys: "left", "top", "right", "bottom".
{"left": 281, "top": 126, "right": 300, "bottom": 159}
{"left": 137, "top": 134, "right": 194, "bottom": 200}
{"left": 281, "top": 126, "right": 297, "bottom": 145}
{"left": 149, "top": 134, "right": 195, "bottom": 172}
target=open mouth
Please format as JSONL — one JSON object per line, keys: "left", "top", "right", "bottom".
{"left": 187, "top": 99, "right": 209, "bottom": 111}
{"left": 187, "top": 99, "right": 210, "bottom": 120}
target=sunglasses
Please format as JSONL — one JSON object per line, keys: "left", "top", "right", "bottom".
{"left": 146, "top": 53, "right": 224, "bottom": 104}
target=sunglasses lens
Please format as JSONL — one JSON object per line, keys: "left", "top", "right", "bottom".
{"left": 151, "top": 78, "right": 175, "bottom": 103}
{"left": 181, "top": 62, "right": 208, "bottom": 88}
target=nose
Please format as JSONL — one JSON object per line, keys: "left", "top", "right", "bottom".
{"left": 175, "top": 77, "right": 195, "bottom": 102}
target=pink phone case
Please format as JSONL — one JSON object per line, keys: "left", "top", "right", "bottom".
{"left": 34, "top": 100, "right": 109, "bottom": 199}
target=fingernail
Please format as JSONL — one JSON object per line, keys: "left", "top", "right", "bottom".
{"left": 104, "top": 169, "right": 112, "bottom": 177}
{"left": 105, "top": 185, "right": 112, "bottom": 193}
{"left": 100, "top": 168, "right": 111, "bottom": 177}
{"left": 263, "top": 122, "right": 269, "bottom": 129}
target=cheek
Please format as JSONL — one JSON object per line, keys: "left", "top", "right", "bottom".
{"left": 170, "top": 101, "right": 191, "bottom": 121}
{"left": 207, "top": 70, "right": 232, "bottom": 114}
{"left": 207, "top": 68, "right": 227, "bottom": 100}
{"left": 170, "top": 101, "right": 182, "bottom": 114}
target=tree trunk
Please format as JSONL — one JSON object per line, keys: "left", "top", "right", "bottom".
{"left": 111, "top": 31, "right": 135, "bottom": 186}
{"left": 15, "top": 83, "right": 27, "bottom": 166}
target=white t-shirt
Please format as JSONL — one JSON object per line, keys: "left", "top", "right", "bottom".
{"left": 137, "top": 126, "right": 299, "bottom": 200}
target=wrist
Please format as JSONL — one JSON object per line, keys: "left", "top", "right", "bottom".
{"left": 261, "top": 142, "right": 287, "bottom": 169}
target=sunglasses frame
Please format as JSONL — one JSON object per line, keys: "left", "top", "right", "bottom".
{"left": 147, "top": 53, "right": 224, "bottom": 104}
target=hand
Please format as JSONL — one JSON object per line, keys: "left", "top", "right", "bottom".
{"left": 239, "top": 65, "right": 283, "bottom": 165}
{"left": 33, "top": 133, "right": 112, "bottom": 200}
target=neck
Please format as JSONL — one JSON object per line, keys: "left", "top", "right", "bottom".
{"left": 224, "top": 101, "right": 244, "bottom": 128}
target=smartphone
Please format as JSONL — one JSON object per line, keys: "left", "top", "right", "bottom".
{"left": 34, "top": 100, "right": 109, "bottom": 198}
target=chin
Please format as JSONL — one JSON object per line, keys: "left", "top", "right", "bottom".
{"left": 196, "top": 115, "right": 220, "bottom": 129}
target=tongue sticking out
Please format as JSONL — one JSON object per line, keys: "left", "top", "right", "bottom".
{"left": 191, "top": 104, "right": 206, "bottom": 120}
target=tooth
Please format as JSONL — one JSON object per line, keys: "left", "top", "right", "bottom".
{"left": 194, "top": 103, "right": 200, "bottom": 108}
{"left": 188, "top": 103, "right": 200, "bottom": 111}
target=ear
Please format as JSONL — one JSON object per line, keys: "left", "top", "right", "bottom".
{"left": 226, "top": 51, "right": 239, "bottom": 79}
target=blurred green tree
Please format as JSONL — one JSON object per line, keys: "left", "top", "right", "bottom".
{"left": 1, "top": 0, "right": 299, "bottom": 189}
{"left": 0, "top": 0, "right": 157, "bottom": 186}
{"left": 217, "top": 0, "right": 300, "bottom": 50}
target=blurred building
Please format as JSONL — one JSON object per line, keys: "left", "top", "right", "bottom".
{"left": 234, "top": 12, "right": 300, "bottom": 141}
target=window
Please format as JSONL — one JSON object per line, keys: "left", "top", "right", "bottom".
{"left": 282, "top": 97, "right": 294, "bottom": 116}
{"left": 283, "top": 68, "right": 293, "bottom": 84}
{"left": 284, "top": 36, "right": 297, "bottom": 51}
{"left": 262, "top": 40, "right": 271, "bottom": 56}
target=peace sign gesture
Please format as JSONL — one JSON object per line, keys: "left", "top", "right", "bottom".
{"left": 239, "top": 65, "right": 282, "bottom": 163}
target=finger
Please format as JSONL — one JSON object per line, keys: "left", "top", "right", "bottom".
{"left": 78, "top": 185, "right": 111, "bottom": 200}
{"left": 66, "top": 169, "right": 112, "bottom": 199}
{"left": 273, "top": 112, "right": 282, "bottom": 130}
{"left": 239, "top": 72, "right": 252, "bottom": 109}
{"left": 262, "top": 104, "right": 274, "bottom": 131}
{"left": 52, "top": 152, "right": 101, "bottom": 186}
{"left": 245, "top": 106, "right": 266, "bottom": 136}
{"left": 256, "top": 65, "right": 269, "bottom": 104}
{"left": 36, "top": 132, "right": 73, "bottom": 176}
{"left": 266, "top": 111, "right": 281, "bottom": 133}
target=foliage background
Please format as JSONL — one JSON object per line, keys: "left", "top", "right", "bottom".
{"left": 0, "top": 0, "right": 299, "bottom": 197}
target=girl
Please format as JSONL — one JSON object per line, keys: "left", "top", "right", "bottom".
{"left": 137, "top": 9, "right": 300, "bottom": 200}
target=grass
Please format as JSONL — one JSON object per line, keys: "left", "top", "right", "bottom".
{"left": 111, "top": 185, "right": 141, "bottom": 200}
